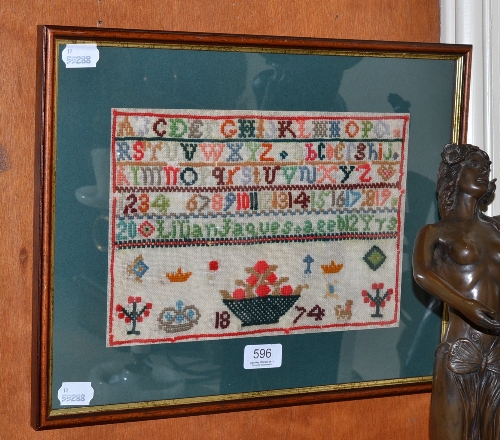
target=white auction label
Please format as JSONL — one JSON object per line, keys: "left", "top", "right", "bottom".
{"left": 62, "top": 44, "right": 99, "bottom": 68}
{"left": 57, "top": 382, "right": 94, "bottom": 406}
{"left": 244, "top": 344, "right": 282, "bottom": 369}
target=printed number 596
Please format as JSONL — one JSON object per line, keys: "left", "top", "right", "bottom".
{"left": 253, "top": 348, "right": 271, "bottom": 359}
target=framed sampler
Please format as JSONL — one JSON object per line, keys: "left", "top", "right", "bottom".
{"left": 33, "top": 25, "right": 471, "bottom": 429}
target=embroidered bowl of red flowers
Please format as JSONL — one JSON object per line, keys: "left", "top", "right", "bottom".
{"left": 220, "top": 260, "right": 308, "bottom": 326}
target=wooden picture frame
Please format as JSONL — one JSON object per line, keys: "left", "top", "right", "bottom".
{"left": 33, "top": 25, "right": 471, "bottom": 429}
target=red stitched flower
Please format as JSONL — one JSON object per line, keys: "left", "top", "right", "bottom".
{"left": 280, "top": 285, "right": 293, "bottom": 296}
{"left": 254, "top": 260, "right": 269, "bottom": 274}
{"left": 246, "top": 274, "right": 259, "bottom": 286}
{"left": 232, "top": 288, "right": 246, "bottom": 299}
{"left": 255, "top": 285, "right": 271, "bottom": 297}
{"left": 266, "top": 272, "right": 278, "bottom": 284}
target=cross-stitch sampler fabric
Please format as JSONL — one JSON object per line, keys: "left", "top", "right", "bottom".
{"left": 107, "top": 109, "right": 409, "bottom": 346}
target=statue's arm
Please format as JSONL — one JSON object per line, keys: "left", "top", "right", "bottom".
{"left": 413, "top": 225, "right": 468, "bottom": 310}
{"left": 413, "top": 225, "right": 500, "bottom": 330}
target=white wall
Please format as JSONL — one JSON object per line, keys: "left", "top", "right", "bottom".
{"left": 441, "top": 0, "right": 500, "bottom": 214}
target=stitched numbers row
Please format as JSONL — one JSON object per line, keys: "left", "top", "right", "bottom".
{"left": 116, "top": 189, "right": 398, "bottom": 217}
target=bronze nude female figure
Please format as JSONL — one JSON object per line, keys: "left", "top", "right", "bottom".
{"left": 413, "top": 144, "right": 500, "bottom": 439}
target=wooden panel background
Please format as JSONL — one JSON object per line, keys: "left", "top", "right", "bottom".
{"left": 0, "top": 0, "right": 439, "bottom": 438}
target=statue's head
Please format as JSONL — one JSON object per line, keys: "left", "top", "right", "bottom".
{"left": 437, "top": 143, "right": 494, "bottom": 218}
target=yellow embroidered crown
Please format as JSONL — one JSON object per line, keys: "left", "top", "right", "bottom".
{"left": 165, "top": 267, "right": 192, "bottom": 282}
{"left": 320, "top": 260, "right": 344, "bottom": 274}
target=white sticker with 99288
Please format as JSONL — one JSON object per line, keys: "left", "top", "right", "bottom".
{"left": 62, "top": 44, "right": 99, "bottom": 68}
{"left": 244, "top": 344, "right": 282, "bottom": 369}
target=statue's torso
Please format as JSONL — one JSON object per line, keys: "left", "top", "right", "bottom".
{"left": 434, "top": 217, "right": 500, "bottom": 349}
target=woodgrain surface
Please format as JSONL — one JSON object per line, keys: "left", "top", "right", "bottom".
{"left": 0, "top": 0, "right": 438, "bottom": 438}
